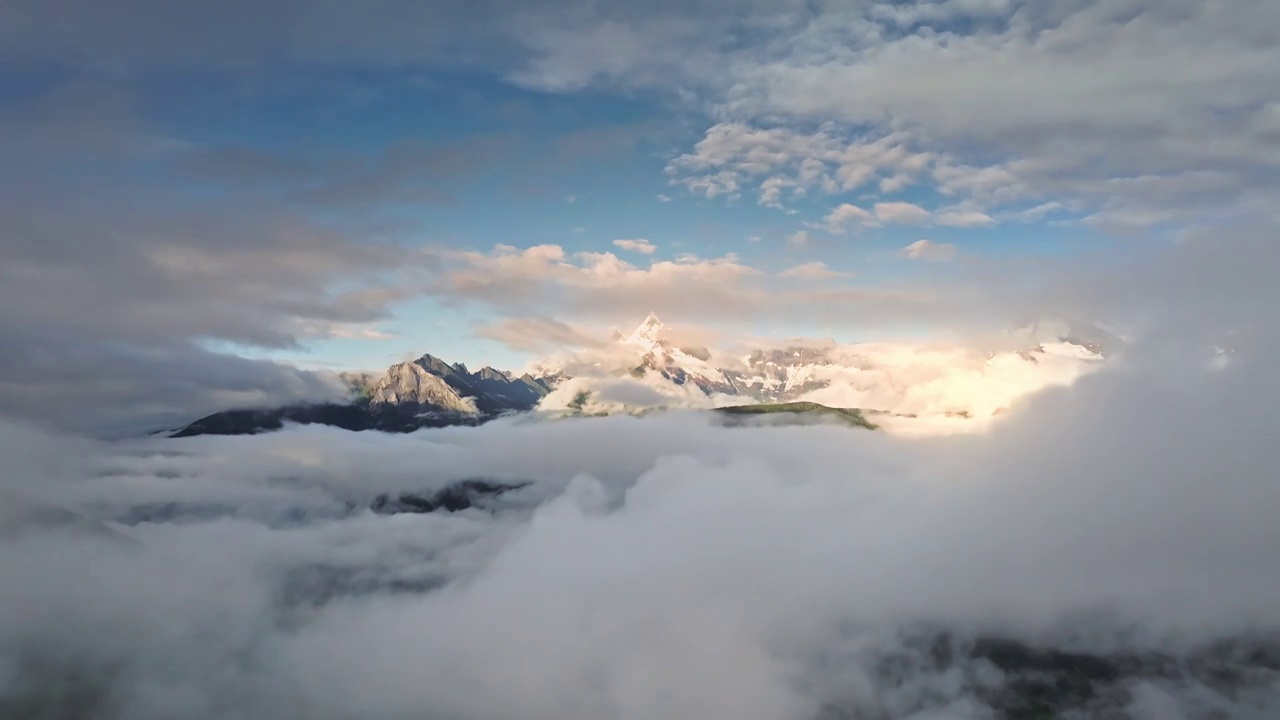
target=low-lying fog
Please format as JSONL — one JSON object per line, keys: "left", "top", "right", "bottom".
{"left": 3, "top": 316, "right": 1278, "bottom": 718}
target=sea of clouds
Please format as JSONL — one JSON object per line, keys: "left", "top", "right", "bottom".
{"left": 2, "top": 312, "right": 1279, "bottom": 718}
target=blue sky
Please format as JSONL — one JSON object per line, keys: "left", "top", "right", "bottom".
{"left": 112, "top": 62, "right": 1109, "bottom": 371}
{"left": 3, "top": 0, "right": 1274, "bottom": 430}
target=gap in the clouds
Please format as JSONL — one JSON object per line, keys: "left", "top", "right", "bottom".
{"left": 201, "top": 298, "right": 531, "bottom": 376}
{"left": 120, "top": 63, "right": 753, "bottom": 262}
{"left": 137, "top": 64, "right": 668, "bottom": 161}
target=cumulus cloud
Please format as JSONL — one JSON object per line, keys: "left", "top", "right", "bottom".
{"left": 611, "top": 238, "right": 657, "bottom": 254}
{"left": 668, "top": 123, "right": 936, "bottom": 208}
{"left": 2, "top": 219, "right": 1277, "bottom": 719}
{"left": 825, "top": 201, "right": 991, "bottom": 232}
{"left": 7, "top": 0, "right": 1277, "bottom": 227}
{"left": 900, "top": 239, "right": 957, "bottom": 262}
{"left": 869, "top": 201, "right": 931, "bottom": 225}
{"left": 429, "top": 242, "right": 1030, "bottom": 340}
{"left": 2, "top": 275, "right": 1278, "bottom": 717}
{"left": 519, "top": 0, "right": 1280, "bottom": 227}
{"left": 822, "top": 203, "right": 876, "bottom": 232}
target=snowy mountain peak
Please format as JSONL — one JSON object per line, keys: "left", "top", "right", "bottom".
{"left": 625, "top": 312, "right": 666, "bottom": 346}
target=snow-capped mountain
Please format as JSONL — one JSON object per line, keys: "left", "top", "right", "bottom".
{"left": 618, "top": 312, "right": 743, "bottom": 396}
{"left": 172, "top": 312, "right": 1116, "bottom": 438}
{"left": 171, "top": 354, "right": 551, "bottom": 437}
{"left": 533, "top": 313, "right": 1114, "bottom": 428}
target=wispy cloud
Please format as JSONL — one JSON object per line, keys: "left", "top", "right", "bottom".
{"left": 824, "top": 202, "right": 993, "bottom": 232}
{"left": 900, "top": 239, "right": 957, "bottom": 262}
{"left": 779, "top": 261, "right": 852, "bottom": 280}
{"left": 786, "top": 230, "right": 810, "bottom": 246}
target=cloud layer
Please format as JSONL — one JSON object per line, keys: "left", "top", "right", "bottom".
{"left": 2, "top": 305, "right": 1278, "bottom": 717}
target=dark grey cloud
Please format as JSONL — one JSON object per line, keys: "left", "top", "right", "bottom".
{"left": 0, "top": 0, "right": 510, "bottom": 69}
{"left": 0, "top": 327, "right": 350, "bottom": 437}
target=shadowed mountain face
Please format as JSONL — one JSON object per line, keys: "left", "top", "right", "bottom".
{"left": 170, "top": 354, "right": 551, "bottom": 438}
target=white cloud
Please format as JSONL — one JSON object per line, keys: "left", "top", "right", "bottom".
{"left": 934, "top": 208, "right": 996, "bottom": 228}
{"left": 824, "top": 201, "right": 937, "bottom": 232}
{"left": 667, "top": 123, "right": 937, "bottom": 209}
{"left": 823, "top": 203, "right": 876, "bottom": 233}
{"left": 655, "top": 193, "right": 672, "bottom": 203}
{"left": 779, "top": 262, "right": 852, "bottom": 280}
{"left": 517, "top": 1, "right": 1280, "bottom": 229}
{"left": 871, "top": 201, "right": 931, "bottom": 225}
{"left": 566, "top": 194, "right": 577, "bottom": 204}
{"left": 612, "top": 239, "right": 657, "bottom": 255}
{"left": 900, "top": 239, "right": 957, "bottom": 262}
{"left": 431, "top": 242, "right": 985, "bottom": 332}
{"left": 475, "top": 316, "right": 604, "bottom": 352}
{"left": 2, "top": 290, "right": 1278, "bottom": 717}
{"left": 1001, "top": 201, "right": 1067, "bottom": 223}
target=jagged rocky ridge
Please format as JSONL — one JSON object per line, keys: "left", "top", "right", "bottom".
{"left": 171, "top": 354, "right": 552, "bottom": 437}
{"left": 172, "top": 314, "right": 1118, "bottom": 437}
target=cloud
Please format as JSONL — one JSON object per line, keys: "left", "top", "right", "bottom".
{"left": 786, "top": 230, "right": 810, "bottom": 246}
{"left": 655, "top": 193, "right": 672, "bottom": 203}
{"left": 612, "top": 239, "right": 657, "bottom": 254}
{"left": 329, "top": 326, "right": 399, "bottom": 341}
{"left": 475, "top": 316, "right": 604, "bottom": 352}
{"left": 1001, "top": 201, "right": 1067, "bottom": 223}
{"left": 1, "top": 249, "right": 1277, "bottom": 717}
{"left": 667, "top": 123, "right": 936, "bottom": 209}
{"left": 0, "top": 78, "right": 447, "bottom": 433}
{"left": 7, "top": 1, "right": 1276, "bottom": 229}
{"left": 566, "top": 194, "right": 577, "bottom": 203}
{"left": 823, "top": 203, "right": 877, "bottom": 232}
{"left": 510, "top": 0, "right": 1280, "bottom": 228}
{"left": 0, "top": 328, "right": 352, "bottom": 437}
{"left": 824, "top": 200, "right": 997, "bottom": 232}
{"left": 431, "top": 242, "right": 1001, "bottom": 334}
{"left": 934, "top": 208, "right": 997, "bottom": 228}
{"left": 779, "top": 262, "right": 852, "bottom": 280}
{"left": 823, "top": 201, "right": 937, "bottom": 232}
{"left": 870, "top": 201, "right": 931, "bottom": 225}
{"left": 900, "top": 240, "right": 957, "bottom": 262}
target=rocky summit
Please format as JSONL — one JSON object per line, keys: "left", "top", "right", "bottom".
{"left": 170, "top": 313, "right": 1117, "bottom": 437}
{"left": 170, "top": 354, "right": 552, "bottom": 437}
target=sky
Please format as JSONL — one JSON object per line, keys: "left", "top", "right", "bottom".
{"left": 2, "top": 0, "right": 1278, "bottom": 433}
{"left": 4, "top": 3, "right": 1280, "bottom": 715}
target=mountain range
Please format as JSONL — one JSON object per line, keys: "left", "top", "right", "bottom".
{"left": 171, "top": 355, "right": 553, "bottom": 438}
{"left": 170, "top": 313, "right": 1115, "bottom": 437}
